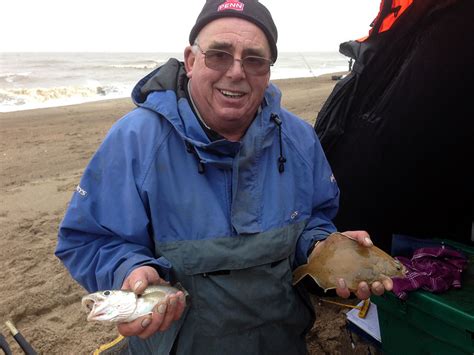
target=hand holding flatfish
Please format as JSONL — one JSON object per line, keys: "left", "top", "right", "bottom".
{"left": 293, "top": 232, "right": 406, "bottom": 292}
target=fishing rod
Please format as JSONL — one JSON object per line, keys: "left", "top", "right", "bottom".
{"left": 4, "top": 321, "right": 37, "bottom": 355}
{"left": 0, "top": 332, "right": 12, "bottom": 355}
{"left": 299, "top": 53, "right": 316, "bottom": 78}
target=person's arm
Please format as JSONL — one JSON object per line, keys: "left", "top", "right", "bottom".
{"left": 55, "top": 114, "right": 170, "bottom": 292}
{"left": 293, "top": 138, "right": 391, "bottom": 299}
{"left": 294, "top": 138, "right": 339, "bottom": 267}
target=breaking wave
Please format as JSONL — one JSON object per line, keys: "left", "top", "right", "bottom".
{"left": 108, "top": 61, "right": 163, "bottom": 70}
{"left": 1, "top": 72, "right": 32, "bottom": 84}
{"left": 0, "top": 85, "right": 131, "bottom": 112}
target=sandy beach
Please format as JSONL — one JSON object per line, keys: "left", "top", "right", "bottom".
{"left": 0, "top": 74, "right": 376, "bottom": 354}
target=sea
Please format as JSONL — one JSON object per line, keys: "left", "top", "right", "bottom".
{"left": 0, "top": 52, "right": 349, "bottom": 113}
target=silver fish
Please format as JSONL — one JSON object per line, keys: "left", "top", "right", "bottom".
{"left": 82, "top": 284, "right": 187, "bottom": 323}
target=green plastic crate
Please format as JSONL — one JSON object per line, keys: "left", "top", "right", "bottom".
{"left": 372, "top": 241, "right": 474, "bottom": 355}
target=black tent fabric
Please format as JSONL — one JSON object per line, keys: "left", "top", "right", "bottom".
{"left": 314, "top": 0, "right": 474, "bottom": 252}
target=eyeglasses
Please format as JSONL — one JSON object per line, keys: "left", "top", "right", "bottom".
{"left": 195, "top": 44, "right": 273, "bottom": 76}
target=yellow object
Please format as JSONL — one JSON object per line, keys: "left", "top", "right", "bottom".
{"left": 320, "top": 298, "right": 371, "bottom": 318}
{"left": 357, "top": 298, "right": 371, "bottom": 318}
{"left": 93, "top": 334, "right": 128, "bottom": 355}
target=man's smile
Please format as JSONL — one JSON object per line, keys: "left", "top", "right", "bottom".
{"left": 218, "top": 89, "right": 246, "bottom": 98}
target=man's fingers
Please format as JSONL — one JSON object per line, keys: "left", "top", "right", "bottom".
{"left": 340, "top": 232, "right": 357, "bottom": 241}
{"left": 137, "top": 313, "right": 166, "bottom": 339}
{"left": 341, "top": 230, "right": 373, "bottom": 247}
{"left": 174, "top": 292, "right": 187, "bottom": 321}
{"left": 115, "top": 289, "right": 186, "bottom": 339}
{"left": 138, "top": 293, "right": 185, "bottom": 338}
{"left": 370, "top": 281, "right": 385, "bottom": 296}
{"left": 122, "top": 274, "right": 148, "bottom": 294}
{"left": 335, "top": 278, "right": 351, "bottom": 299}
{"left": 382, "top": 277, "right": 393, "bottom": 291}
{"left": 355, "top": 281, "right": 370, "bottom": 300}
{"left": 121, "top": 266, "right": 161, "bottom": 294}
{"left": 361, "top": 236, "right": 373, "bottom": 247}
{"left": 117, "top": 316, "right": 152, "bottom": 337}
{"left": 158, "top": 297, "right": 176, "bottom": 331}
{"left": 133, "top": 279, "right": 146, "bottom": 294}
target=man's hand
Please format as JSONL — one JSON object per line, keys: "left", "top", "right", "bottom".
{"left": 333, "top": 231, "right": 393, "bottom": 300}
{"left": 117, "top": 266, "right": 186, "bottom": 339}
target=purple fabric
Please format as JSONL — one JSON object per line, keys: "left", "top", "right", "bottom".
{"left": 391, "top": 246, "right": 469, "bottom": 300}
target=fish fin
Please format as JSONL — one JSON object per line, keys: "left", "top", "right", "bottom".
{"left": 173, "top": 282, "right": 190, "bottom": 298}
{"left": 292, "top": 266, "right": 308, "bottom": 285}
{"left": 339, "top": 232, "right": 357, "bottom": 241}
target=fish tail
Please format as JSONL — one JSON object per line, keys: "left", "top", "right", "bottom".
{"left": 173, "top": 282, "right": 186, "bottom": 293}
{"left": 173, "top": 282, "right": 190, "bottom": 298}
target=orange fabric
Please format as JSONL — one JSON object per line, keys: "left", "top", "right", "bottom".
{"left": 379, "top": 0, "right": 414, "bottom": 33}
{"left": 357, "top": 0, "right": 414, "bottom": 42}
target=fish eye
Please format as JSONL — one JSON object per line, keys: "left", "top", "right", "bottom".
{"left": 103, "top": 291, "right": 110, "bottom": 296}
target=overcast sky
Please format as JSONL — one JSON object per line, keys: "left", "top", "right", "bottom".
{"left": 1, "top": 0, "right": 380, "bottom": 52}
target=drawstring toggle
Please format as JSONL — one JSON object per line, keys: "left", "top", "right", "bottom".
{"left": 271, "top": 113, "right": 286, "bottom": 173}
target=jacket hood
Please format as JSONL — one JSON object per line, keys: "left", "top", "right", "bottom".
{"left": 132, "top": 58, "right": 188, "bottom": 106}
{"left": 131, "top": 58, "right": 287, "bottom": 173}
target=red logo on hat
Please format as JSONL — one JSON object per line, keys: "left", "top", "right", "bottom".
{"left": 218, "top": 0, "right": 245, "bottom": 12}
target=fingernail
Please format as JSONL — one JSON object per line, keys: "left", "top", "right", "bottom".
{"left": 170, "top": 297, "right": 177, "bottom": 306}
{"left": 338, "top": 278, "right": 346, "bottom": 288}
{"left": 364, "top": 237, "right": 373, "bottom": 246}
{"left": 157, "top": 304, "right": 167, "bottom": 314}
{"left": 141, "top": 317, "right": 151, "bottom": 328}
{"left": 133, "top": 280, "right": 143, "bottom": 292}
{"left": 179, "top": 294, "right": 186, "bottom": 303}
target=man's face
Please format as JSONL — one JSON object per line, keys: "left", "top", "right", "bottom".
{"left": 184, "top": 18, "right": 272, "bottom": 141}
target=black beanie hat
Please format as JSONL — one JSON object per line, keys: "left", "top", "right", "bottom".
{"left": 189, "top": 0, "right": 278, "bottom": 62}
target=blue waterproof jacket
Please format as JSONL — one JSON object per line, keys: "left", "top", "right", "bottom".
{"left": 56, "top": 59, "right": 339, "bottom": 354}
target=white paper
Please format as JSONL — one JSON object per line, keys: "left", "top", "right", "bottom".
{"left": 346, "top": 300, "right": 381, "bottom": 342}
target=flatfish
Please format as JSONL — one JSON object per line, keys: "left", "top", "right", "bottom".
{"left": 293, "top": 232, "right": 406, "bottom": 291}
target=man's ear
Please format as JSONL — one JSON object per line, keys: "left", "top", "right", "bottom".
{"left": 184, "top": 46, "right": 196, "bottom": 78}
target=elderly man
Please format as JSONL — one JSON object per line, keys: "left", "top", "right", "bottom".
{"left": 56, "top": 1, "right": 391, "bottom": 353}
